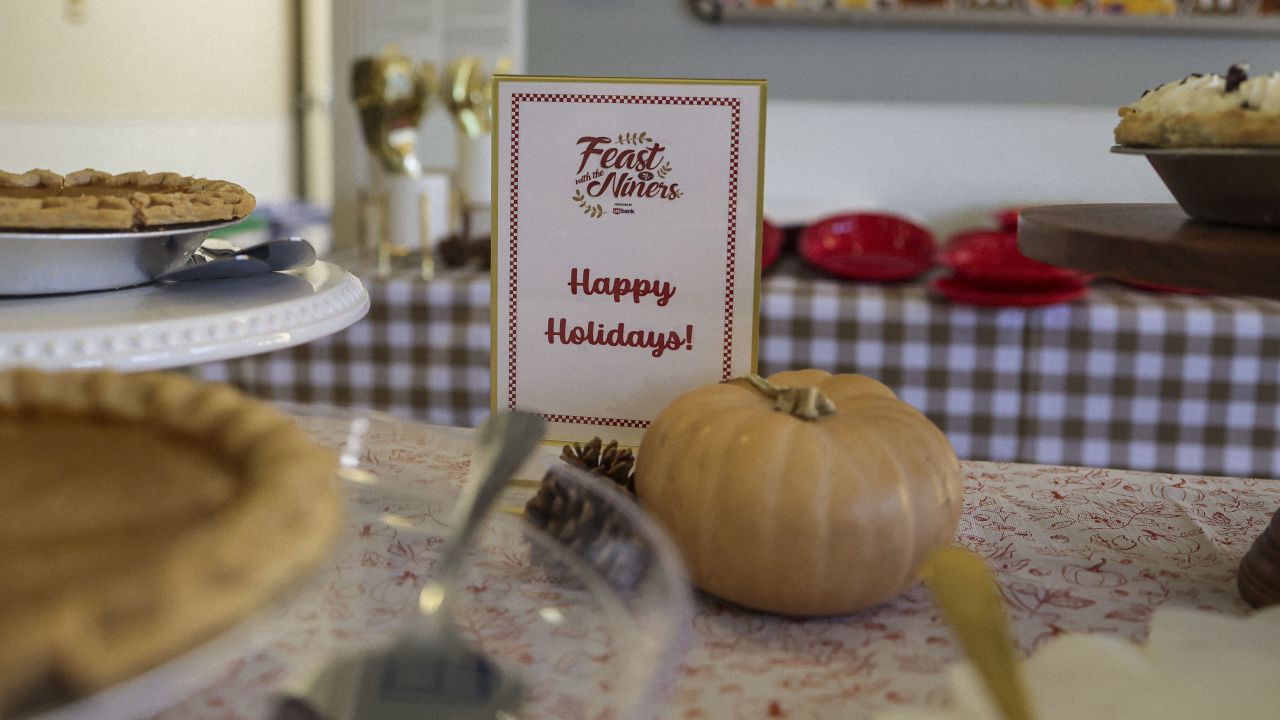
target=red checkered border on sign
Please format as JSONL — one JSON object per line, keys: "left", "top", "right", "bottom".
{"left": 506, "top": 92, "right": 744, "bottom": 428}
{"left": 539, "top": 413, "right": 651, "bottom": 429}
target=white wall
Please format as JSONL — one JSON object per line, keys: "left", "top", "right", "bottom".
{"left": 764, "top": 100, "right": 1171, "bottom": 236}
{"left": 0, "top": 0, "right": 294, "bottom": 203}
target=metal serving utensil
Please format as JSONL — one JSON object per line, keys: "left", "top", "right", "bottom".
{"left": 156, "top": 237, "right": 316, "bottom": 283}
{"left": 275, "top": 410, "right": 547, "bottom": 720}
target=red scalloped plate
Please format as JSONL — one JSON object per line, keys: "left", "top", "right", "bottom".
{"left": 798, "top": 212, "right": 936, "bottom": 281}
{"left": 940, "top": 229, "right": 1093, "bottom": 290}
{"left": 762, "top": 218, "right": 785, "bottom": 271}
{"left": 931, "top": 275, "right": 1089, "bottom": 307}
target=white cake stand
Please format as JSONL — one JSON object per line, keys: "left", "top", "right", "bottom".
{"left": 0, "top": 261, "right": 369, "bottom": 371}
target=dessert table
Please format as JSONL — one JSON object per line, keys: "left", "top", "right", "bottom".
{"left": 145, "top": 407, "right": 1276, "bottom": 720}
{"left": 190, "top": 256, "right": 1280, "bottom": 480}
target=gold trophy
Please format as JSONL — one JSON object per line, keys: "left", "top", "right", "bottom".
{"left": 352, "top": 45, "right": 432, "bottom": 176}
{"left": 442, "top": 56, "right": 511, "bottom": 246}
{"left": 442, "top": 56, "right": 499, "bottom": 138}
{"left": 351, "top": 45, "right": 443, "bottom": 279}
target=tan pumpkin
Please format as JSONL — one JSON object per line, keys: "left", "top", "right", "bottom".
{"left": 635, "top": 369, "right": 964, "bottom": 616}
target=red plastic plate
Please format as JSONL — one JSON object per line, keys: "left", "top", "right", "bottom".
{"left": 940, "top": 230, "right": 1092, "bottom": 290}
{"left": 931, "top": 275, "right": 1089, "bottom": 307}
{"left": 994, "top": 207, "right": 1021, "bottom": 233}
{"left": 798, "top": 212, "right": 936, "bottom": 281}
{"left": 762, "top": 218, "right": 785, "bottom": 270}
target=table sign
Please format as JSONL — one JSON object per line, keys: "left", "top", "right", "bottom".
{"left": 491, "top": 75, "right": 766, "bottom": 445}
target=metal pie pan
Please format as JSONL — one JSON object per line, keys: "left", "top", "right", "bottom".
{"left": 1112, "top": 146, "right": 1280, "bottom": 229}
{"left": 0, "top": 219, "right": 245, "bottom": 296}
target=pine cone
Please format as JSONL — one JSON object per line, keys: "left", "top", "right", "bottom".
{"left": 525, "top": 438, "right": 648, "bottom": 592}
{"left": 557, "top": 437, "right": 636, "bottom": 495}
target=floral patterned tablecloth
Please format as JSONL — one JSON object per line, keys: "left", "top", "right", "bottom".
{"left": 151, "top": 410, "right": 1279, "bottom": 720}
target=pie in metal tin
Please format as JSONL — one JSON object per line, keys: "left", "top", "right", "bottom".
{"left": 1113, "top": 65, "right": 1280, "bottom": 228}
{"left": 0, "top": 169, "right": 257, "bottom": 294}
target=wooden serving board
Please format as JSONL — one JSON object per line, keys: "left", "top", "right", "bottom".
{"left": 1018, "top": 204, "right": 1280, "bottom": 300}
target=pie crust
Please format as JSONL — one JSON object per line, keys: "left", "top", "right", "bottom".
{"left": 0, "top": 168, "right": 256, "bottom": 231}
{"left": 0, "top": 369, "right": 341, "bottom": 716}
{"left": 1115, "top": 65, "right": 1280, "bottom": 148}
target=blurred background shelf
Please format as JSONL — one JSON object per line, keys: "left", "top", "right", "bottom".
{"left": 690, "top": 0, "right": 1280, "bottom": 36}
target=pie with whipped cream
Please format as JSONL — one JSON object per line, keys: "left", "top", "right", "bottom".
{"left": 0, "top": 369, "right": 341, "bottom": 716}
{"left": 0, "top": 168, "right": 256, "bottom": 231}
{"left": 1115, "top": 64, "right": 1280, "bottom": 147}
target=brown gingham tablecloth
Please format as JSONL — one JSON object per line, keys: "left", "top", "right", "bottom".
{"left": 190, "top": 260, "right": 1280, "bottom": 479}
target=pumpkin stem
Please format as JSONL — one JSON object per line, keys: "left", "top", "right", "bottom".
{"left": 741, "top": 373, "right": 836, "bottom": 421}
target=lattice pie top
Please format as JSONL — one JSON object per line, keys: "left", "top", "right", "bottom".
{"left": 0, "top": 168, "right": 256, "bottom": 230}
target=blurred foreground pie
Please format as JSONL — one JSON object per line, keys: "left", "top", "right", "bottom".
{"left": 0, "top": 369, "right": 341, "bottom": 717}
{"left": 0, "top": 168, "right": 256, "bottom": 230}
